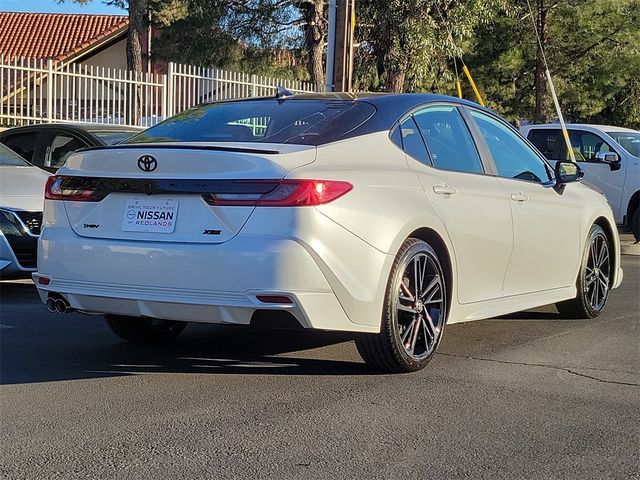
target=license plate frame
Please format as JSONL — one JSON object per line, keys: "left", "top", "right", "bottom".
{"left": 121, "top": 198, "right": 179, "bottom": 234}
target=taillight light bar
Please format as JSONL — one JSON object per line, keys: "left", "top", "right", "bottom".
{"left": 45, "top": 176, "right": 106, "bottom": 202}
{"left": 203, "top": 180, "right": 353, "bottom": 207}
{"left": 43, "top": 176, "right": 353, "bottom": 206}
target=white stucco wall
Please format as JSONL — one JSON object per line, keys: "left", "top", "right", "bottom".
{"left": 80, "top": 38, "right": 127, "bottom": 71}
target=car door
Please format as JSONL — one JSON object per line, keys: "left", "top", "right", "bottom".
{"left": 400, "top": 104, "right": 513, "bottom": 304}
{"left": 40, "top": 129, "right": 91, "bottom": 172}
{"left": 469, "top": 110, "right": 582, "bottom": 295}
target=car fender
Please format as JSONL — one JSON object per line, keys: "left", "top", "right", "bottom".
{"left": 572, "top": 183, "right": 623, "bottom": 289}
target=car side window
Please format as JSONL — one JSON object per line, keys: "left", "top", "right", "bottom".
{"left": 46, "top": 133, "right": 88, "bottom": 168}
{"left": 568, "top": 130, "right": 613, "bottom": 162}
{"left": 1, "top": 132, "right": 39, "bottom": 162}
{"left": 412, "top": 105, "right": 483, "bottom": 174}
{"left": 527, "top": 129, "right": 563, "bottom": 160}
{"left": 469, "top": 110, "right": 552, "bottom": 183}
{"left": 399, "top": 116, "right": 431, "bottom": 165}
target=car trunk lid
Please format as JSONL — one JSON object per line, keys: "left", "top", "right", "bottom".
{"left": 58, "top": 143, "right": 315, "bottom": 244}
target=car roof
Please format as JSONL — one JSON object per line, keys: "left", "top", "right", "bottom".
{"left": 232, "top": 91, "right": 488, "bottom": 111}
{"left": 221, "top": 92, "right": 496, "bottom": 133}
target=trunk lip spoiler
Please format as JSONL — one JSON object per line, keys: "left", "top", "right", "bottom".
{"left": 48, "top": 176, "right": 283, "bottom": 196}
{"left": 76, "top": 144, "right": 282, "bottom": 155}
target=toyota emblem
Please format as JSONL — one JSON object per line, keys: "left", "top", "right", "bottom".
{"left": 137, "top": 155, "right": 157, "bottom": 172}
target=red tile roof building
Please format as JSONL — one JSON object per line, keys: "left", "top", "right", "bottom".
{"left": 0, "top": 12, "right": 128, "bottom": 63}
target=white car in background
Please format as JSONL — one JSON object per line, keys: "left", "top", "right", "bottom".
{"left": 521, "top": 124, "right": 640, "bottom": 241}
{"left": 34, "top": 94, "right": 623, "bottom": 373}
{"left": 0, "top": 143, "right": 50, "bottom": 278}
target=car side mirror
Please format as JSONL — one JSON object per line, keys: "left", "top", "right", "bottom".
{"left": 555, "top": 161, "right": 584, "bottom": 185}
{"left": 595, "top": 151, "right": 621, "bottom": 171}
{"left": 595, "top": 151, "right": 619, "bottom": 164}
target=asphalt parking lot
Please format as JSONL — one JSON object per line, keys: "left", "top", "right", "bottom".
{"left": 1, "top": 257, "right": 638, "bottom": 480}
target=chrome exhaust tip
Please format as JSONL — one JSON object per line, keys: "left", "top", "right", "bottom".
{"left": 46, "top": 294, "right": 73, "bottom": 314}
{"left": 54, "top": 298, "right": 68, "bottom": 314}
{"left": 45, "top": 297, "right": 57, "bottom": 313}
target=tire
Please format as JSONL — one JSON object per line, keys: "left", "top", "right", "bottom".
{"left": 631, "top": 207, "right": 639, "bottom": 243}
{"left": 105, "top": 315, "right": 187, "bottom": 343}
{"left": 355, "top": 238, "right": 448, "bottom": 373}
{"left": 556, "top": 224, "right": 611, "bottom": 319}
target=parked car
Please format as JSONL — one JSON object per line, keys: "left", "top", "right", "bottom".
{"left": 521, "top": 124, "right": 640, "bottom": 241}
{"left": 0, "top": 143, "right": 51, "bottom": 279}
{"left": 0, "top": 124, "right": 140, "bottom": 173}
{"left": 34, "top": 94, "right": 623, "bottom": 373}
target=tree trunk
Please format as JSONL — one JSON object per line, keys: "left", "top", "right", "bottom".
{"left": 127, "top": 0, "right": 146, "bottom": 74}
{"left": 386, "top": 63, "right": 407, "bottom": 92}
{"left": 300, "top": 0, "right": 326, "bottom": 91}
{"left": 534, "top": 0, "right": 548, "bottom": 123}
{"left": 309, "top": 35, "right": 325, "bottom": 91}
{"left": 126, "top": 0, "right": 146, "bottom": 125}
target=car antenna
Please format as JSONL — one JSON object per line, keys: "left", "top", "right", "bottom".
{"left": 275, "top": 86, "right": 295, "bottom": 100}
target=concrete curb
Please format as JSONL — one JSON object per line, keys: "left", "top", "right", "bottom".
{"left": 620, "top": 241, "right": 640, "bottom": 256}
{"left": 619, "top": 232, "right": 639, "bottom": 256}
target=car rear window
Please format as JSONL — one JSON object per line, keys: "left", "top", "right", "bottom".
{"left": 125, "top": 99, "right": 376, "bottom": 146}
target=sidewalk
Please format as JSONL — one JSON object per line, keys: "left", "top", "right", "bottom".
{"left": 619, "top": 232, "right": 640, "bottom": 256}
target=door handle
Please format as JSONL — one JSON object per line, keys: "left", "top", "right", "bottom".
{"left": 433, "top": 184, "right": 458, "bottom": 195}
{"left": 510, "top": 191, "right": 529, "bottom": 202}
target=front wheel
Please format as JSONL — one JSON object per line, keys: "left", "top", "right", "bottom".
{"left": 105, "top": 315, "right": 187, "bottom": 343}
{"left": 556, "top": 224, "right": 611, "bottom": 319}
{"left": 355, "top": 238, "right": 448, "bottom": 373}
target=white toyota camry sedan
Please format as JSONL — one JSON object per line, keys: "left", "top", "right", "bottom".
{"left": 34, "top": 93, "right": 623, "bottom": 373}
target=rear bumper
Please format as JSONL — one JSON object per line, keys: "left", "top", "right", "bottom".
{"left": 34, "top": 274, "right": 359, "bottom": 331}
{"left": 35, "top": 208, "right": 389, "bottom": 333}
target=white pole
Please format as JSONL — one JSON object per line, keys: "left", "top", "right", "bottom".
{"left": 46, "top": 59, "right": 53, "bottom": 123}
{"left": 325, "top": 0, "right": 337, "bottom": 92}
{"left": 167, "top": 62, "right": 174, "bottom": 118}
{"left": 545, "top": 69, "right": 576, "bottom": 163}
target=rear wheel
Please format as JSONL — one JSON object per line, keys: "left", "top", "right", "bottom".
{"left": 355, "top": 238, "right": 447, "bottom": 373}
{"left": 556, "top": 224, "right": 611, "bottom": 319}
{"left": 105, "top": 315, "right": 187, "bottom": 343}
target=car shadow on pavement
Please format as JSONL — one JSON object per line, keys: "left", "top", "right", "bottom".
{"left": 0, "top": 280, "right": 577, "bottom": 385}
{"left": 1, "top": 325, "right": 374, "bottom": 385}
{"left": 496, "top": 310, "right": 564, "bottom": 320}
{"left": 0, "top": 279, "right": 38, "bottom": 302}
{"left": 1, "top": 281, "right": 373, "bottom": 384}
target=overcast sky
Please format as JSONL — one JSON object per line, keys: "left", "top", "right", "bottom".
{"left": 1, "top": 0, "right": 125, "bottom": 15}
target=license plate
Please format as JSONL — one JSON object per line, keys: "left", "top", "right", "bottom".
{"left": 121, "top": 198, "right": 179, "bottom": 233}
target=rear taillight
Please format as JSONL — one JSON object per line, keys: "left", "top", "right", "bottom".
{"left": 45, "top": 176, "right": 105, "bottom": 202}
{"left": 203, "top": 180, "right": 353, "bottom": 207}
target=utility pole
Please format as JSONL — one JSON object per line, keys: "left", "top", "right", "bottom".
{"left": 326, "top": 0, "right": 355, "bottom": 92}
